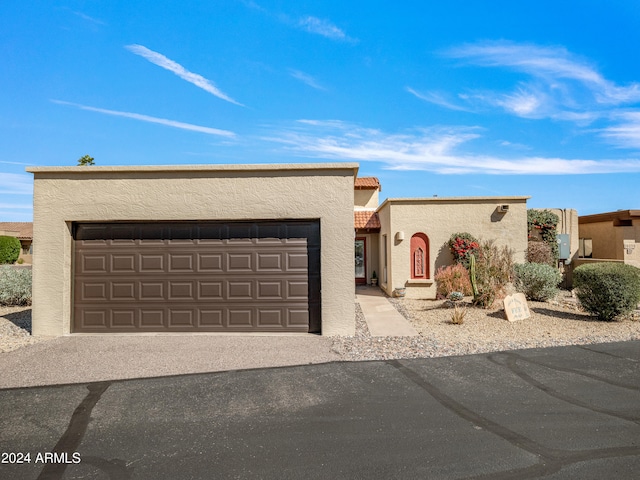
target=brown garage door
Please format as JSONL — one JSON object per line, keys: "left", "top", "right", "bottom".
{"left": 73, "top": 221, "right": 320, "bottom": 333}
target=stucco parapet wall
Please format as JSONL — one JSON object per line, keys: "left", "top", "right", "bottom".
{"left": 378, "top": 196, "right": 530, "bottom": 209}
{"left": 27, "top": 163, "right": 359, "bottom": 177}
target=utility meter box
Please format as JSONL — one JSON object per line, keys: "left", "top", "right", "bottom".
{"left": 557, "top": 234, "right": 570, "bottom": 260}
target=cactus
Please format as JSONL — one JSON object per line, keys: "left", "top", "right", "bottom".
{"left": 469, "top": 253, "right": 479, "bottom": 301}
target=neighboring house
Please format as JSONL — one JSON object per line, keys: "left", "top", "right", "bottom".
{"left": 0, "top": 222, "right": 33, "bottom": 263}
{"left": 27, "top": 163, "right": 529, "bottom": 337}
{"left": 577, "top": 210, "right": 640, "bottom": 268}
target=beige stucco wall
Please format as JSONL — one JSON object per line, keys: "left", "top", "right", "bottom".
{"left": 378, "top": 197, "right": 529, "bottom": 299}
{"left": 27, "top": 163, "right": 358, "bottom": 336}
{"left": 624, "top": 220, "right": 640, "bottom": 267}
{"left": 579, "top": 221, "right": 620, "bottom": 259}
{"left": 354, "top": 189, "right": 379, "bottom": 209}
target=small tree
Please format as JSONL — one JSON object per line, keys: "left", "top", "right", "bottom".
{"left": 0, "top": 236, "right": 21, "bottom": 264}
{"left": 77, "top": 155, "right": 95, "bottom": 166}
{"left": 470, "top": 240, "right": 514, "bottom": 308}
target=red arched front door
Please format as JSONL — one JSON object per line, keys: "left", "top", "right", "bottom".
{"left": 410, "top": 233, "right": 429, "bottom": 279}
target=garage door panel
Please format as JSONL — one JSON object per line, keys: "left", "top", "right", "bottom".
{"left": 141, "top": 309, "right": 164, "bottom": 328}
{"left": 169, "top": 254, "right": 194, "bottom": 271}
{"left": 112, "top": 310, "right": 136, "bottom": 328}
{"left": 111, "top": 282, "right": 136, "bottom": 301}
{"left": 73, "top": 221, "right": 320, "bottom": 333}
{"left": 287, "top": 281, "right": 308, "bottom": 299}
{"left": 140, "top": 254, "right": 165, "bottom": 272}
{"left": 169, "top": 310, "right": 195, "bottom": 327}
{"left": 81, "top": 255, "right": 107, "bottom": 274}
{"left": 199, "top": 309, "right": 223, "bottom": 327}
{"left": 227, "top": 281, "right": 252, "bottom": 299}
{"left": 169, "top": 282, "right": 194, "bottom": 300}
{"left": 227, "top": 253, "right": 253, "bottom": 271}
{"left": 198, "top": 253, "right": 223, "bottom": 271}
{"left": 198, "top": 282, "right": 223, "bottom": 300}
{"left": 228, "top": 309, "right": 252, "bottom": 326}
{"left": 258, "top": 309, "right": 283, "bottom": 326}
{"left": 81, "top": 283, "right": 107, "bottom": 301}
{"left": 82, "top": 311, "right": 108, "bottom": 328}
{"left": 288, "top": 309, "right": 310, "bottom": 326}
{"left": 257, "top": 281, "right": 281, "bottom": 299}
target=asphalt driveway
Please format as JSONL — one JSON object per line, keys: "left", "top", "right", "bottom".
{"left": 1, "top": 341, "right": 639, "bottom": 479}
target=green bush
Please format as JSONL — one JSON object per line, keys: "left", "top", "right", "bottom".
{"left": 472, "top": 240, "right": 514, "bottom": 308}
{"left": 0, "top": 236, "right": 21, "bottom": 264}
{"left": 573, "top": 263, "right": 640, "bottom": 321}
{"left": 435, "top": 263, "right": 472, "bottom": 297}
{"left": 0, "top": 265, "right": 32, "bottom": 305}
{"left": 514, "top": 263, "right": 561, "bottom": 301}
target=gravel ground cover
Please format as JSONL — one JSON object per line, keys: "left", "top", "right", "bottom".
{"left": 2, "top": 297, "right": 639, "bottom": 361}
{"left": 0, "top": 306, "right": 53, "bottom": 353}
{"left": 331, "top": 292, "right": 640, "bottom": 360}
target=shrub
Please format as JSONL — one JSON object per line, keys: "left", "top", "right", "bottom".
{"left": 526, "top": 241, "right": 554, "bottom": 266}
{"left": 0, "top": 265, "right": 32, "bottom": 305}
{"left": 573, "top": 263, "right": 640, "bottom": 321}
{"left": 435, "top": 264, "right": 472, "bottom": 297}
{"left": 448, "top": 291, "right": 464, "bottom": 302}
{"left": 472, "top": 240, "right": 514, "bottom": 308}
{"left": 514, "top": 263, "right": 561, "bottom": 301}
{"left": 527, "top": 209, "right": 559, "bottom": 261}
{"left": 450, "top": 305, "right": 466, "bottom": 325}
{"left": 447, "top": 232, "right": 480, "bottom": 267}
{"left": 0, "top": 236, "right": 21, "bottom": 264}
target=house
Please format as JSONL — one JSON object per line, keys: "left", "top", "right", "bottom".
{"left": 353, "top": 179, "right": 529, "bottom": 298}
{"left": 0, "top": 222, "right": 33, "bottom": 264}
{"left": 577, "top": 210, "right": 640, "bottom": 268}
{"left": 27, "top": 163, "right": 529, "bottom": 337}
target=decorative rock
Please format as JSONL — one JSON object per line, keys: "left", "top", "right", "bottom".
{"left": 503, "top": 293, "right": 531, "bottom": 322}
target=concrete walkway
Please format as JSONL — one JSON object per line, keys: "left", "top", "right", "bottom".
{"left": 356, "top": 286, "right": 419, "bottom": 336}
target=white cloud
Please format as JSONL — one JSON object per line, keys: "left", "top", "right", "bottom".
{"left": 72, "top": 11, "right": 106, "bottom": 26}
{"left": 125, "top": 44, "right": 244, "bottom": 106}
{"left": 297, "top": 16, "right": 349, "bottom": 41}
{"left": 0, "top": 173, "right": 33, "bottom": 195}
{"left": 52, "top": 100, "right": 236, "bottom": 137}
{"left": 495, "top": 87, "right": 545, "bottom": 117}
{"left": 265, "top": 120, "right": 640, "bottom": 175}
{"left": 405, "top": 87, "right": 470, "bottom": 111}
{"left": 289, "top": 69, "right": 326, "bottom": 90}
{"left": 439, "top": 41, "right": 640, "bottom": 122}
{"left": 600, "top": 111, "right": 640, "bottom": 149}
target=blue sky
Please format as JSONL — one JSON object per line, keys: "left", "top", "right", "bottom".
{"left": 2, "top": 1, "right": 640, "bottom": 221}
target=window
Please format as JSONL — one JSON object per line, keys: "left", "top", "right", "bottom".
{"left": 410, "top": 233, "right": 429, "bottom": 279}
{"left": 578, "top": 238, "right": 592, "bottom": 258}
{"left": 382, "top": 234, "right": 388, "bottom": 284}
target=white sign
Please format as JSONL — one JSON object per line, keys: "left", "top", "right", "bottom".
{"left": 503, "top": 293, "right": 531, "bottom": 322}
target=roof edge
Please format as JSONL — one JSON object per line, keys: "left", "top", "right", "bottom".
{"left": 579, "top": 209, "right": 640, "bottom": 224}
{"left": 26, "top": 162, "right": 360, "bottom": 175}
{"left": 378, "top": 196, "right": 530, "bottom": 210}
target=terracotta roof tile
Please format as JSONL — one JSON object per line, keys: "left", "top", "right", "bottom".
{"left": 354, "top": 177, "right": 380, "bottom": 190}
{"left": 0, "top": 222, "right": 33, "bottom": 240}
{"left": 354, "top": 211, "right": 381, "bottom": 230}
